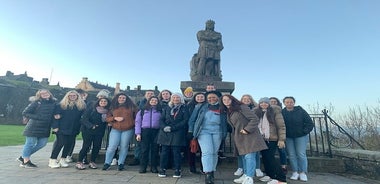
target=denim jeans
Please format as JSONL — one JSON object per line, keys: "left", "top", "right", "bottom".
{"left": 286, "top": 135, "right": 309, "bottom": 172}
{"left": 241, "top": 152, "right": 257, "bottom": 177}
{"left": 237, "top": 155, "right": 243, "bottom": 168}
{"left": 22, "top": 136, "right": 48, "bottom": 159}
{"left": 198, "top": 124, "right": 222, "bottom": 173}
{"left": 256, "top": 152, "right": 261, "bottom": 169}
{"left": 105, "top": 128, "right": 134, "bottom": 165}
{"left": 238, "top": 152, "right": 261, "bottom": 170}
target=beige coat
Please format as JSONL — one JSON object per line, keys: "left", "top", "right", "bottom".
{"left": 227, "top": 105, "right": 268, "bottom": 156}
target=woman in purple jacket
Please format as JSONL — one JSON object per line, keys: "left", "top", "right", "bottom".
{"left": 135, "top": 96, "right": 162, "bottom": 173}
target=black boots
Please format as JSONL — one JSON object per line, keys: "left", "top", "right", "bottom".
{"left": 205, "top": 172, "right": 214, "bottom": 184}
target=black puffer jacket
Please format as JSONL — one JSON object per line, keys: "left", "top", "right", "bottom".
{"left": 52, "top": 105, "right": 85, "bottom": 136}
{"left": 157, "top": 105, "right": 189, "bottom": 146}
{"left": 22, "top": 99, "right": 57, "bottom": 137}
{"left": 282, "top": 106, "right": 314, "bottom": 138}
{"left": 80, "top": 107, "right": 107, "bottom": 136}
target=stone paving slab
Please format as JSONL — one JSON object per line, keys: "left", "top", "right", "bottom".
{"left": 1, "top": 141, "right": 379, "bottom": 184}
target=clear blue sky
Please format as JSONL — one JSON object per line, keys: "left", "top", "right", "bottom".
{"left": 1, "top": 1, "right": 379, "bottom": 115}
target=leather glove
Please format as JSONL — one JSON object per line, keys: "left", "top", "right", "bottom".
{"left": 163, "top": 126, "right": 171, "bottom": 132}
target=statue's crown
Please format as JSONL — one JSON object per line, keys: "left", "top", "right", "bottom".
{"left": 206, "top": 19, "right": 215, "bottom": 25}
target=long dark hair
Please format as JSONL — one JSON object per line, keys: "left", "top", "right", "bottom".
{"left": 110, "top": 93, "right": 137, "bottom": 110}
{"left": 94, "top": 97, "right": 111, "bottom": 109}
{"left": 221, "top": 94, "right": 242, "bottom": 114}
{"left": 187, "top": 92, "right": 206, "bottom": 113}
{"left": 254, "top": 106, "right": 276, "bottom": 124}
{"left": 143, "top": 96, "right": 162, "bottom": 112}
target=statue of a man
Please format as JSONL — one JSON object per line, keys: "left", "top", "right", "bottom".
{"left": 196, "top": 20, "right": 223, "bottom": 77}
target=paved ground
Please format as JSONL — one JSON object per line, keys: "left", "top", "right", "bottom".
{"left": 1, "top": 141, "right": 379, "bottom": 184}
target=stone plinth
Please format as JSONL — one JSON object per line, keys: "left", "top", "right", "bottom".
{"left": 180, "top": 81, "right": 235, "bottom": 94}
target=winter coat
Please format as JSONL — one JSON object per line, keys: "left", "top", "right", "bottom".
{"left": 52, "top": 104, "right": 85, "bottom": 136}
{"left": 80, "top": 106, "right": 107, "bottom": 136}
{"left": 22, "top": 98, "right": 56, "bottom": 138}
{"left": 253, "top": 105, "right": 286, "bottom": 142}
{"left": 227, "top": 105, "right": 268, "bottom": 156}
{"left": 282, "top": 106, "right": 314, "bottom": 138}
{"left": 106, "top": 106, "right": 137, "bottom": 131}
{"left": 157, "top": 105, "right": 189, "bottom": 146}
{"left": 135, "top": 107, "right": 161, "bottom": 135}
{"left": 188, "top": 103, "right": 228, "bottom": 140}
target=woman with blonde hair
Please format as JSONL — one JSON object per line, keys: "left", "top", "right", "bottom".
{"left": 240, "top": 94, "right": 258, "bottom": 109}
{"left": 157, "top": 93, "right": 189, "bottom": 178}
{"left": 19, "top": 89, "right": 57, "bottom": 168}
{"left": 49, "top": 90, "right": 86, "bottom": 168}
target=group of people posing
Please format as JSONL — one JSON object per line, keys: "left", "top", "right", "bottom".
{"left": 18, "top": 84, "right": 314, "bottom": 184}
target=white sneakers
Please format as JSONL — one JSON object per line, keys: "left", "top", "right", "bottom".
{"left": 48, "top": 158, "right": 70, "bottom": 168}
{"left": 48, "top": 159, "right": 60, "bottom": 168}
{"left": 267, "top": 179, "right": 287, "bottom": 184}
{"left": 290, "top": 172, "right": 308, "bottom": 181}
{"left": 259, "top": 176, "right": 271, "bottom": 182}
{"left": 234, "top": 168, "right": 244, "bottom": 176}
{"left": 299, "top": 172, "right": 308, "bottom": 181}
{"left": 111, "top": 158, "right": 118, "bottom": 166}
{"left": 233, "top": 174, "right": 246, "bottom": 183}
{"left": 65, "top": 156, "right": 73, "bottom": 163}
{"left": 59, "top": 158, "right": 69, "bottom": 167}
{"left": 255, "top": 169, "right": 264, "bottom": 177}
{"left": 242, "top": 176, "right": 253, "bottom": 184}
{"left": 290, "top": 172, "right": 299, "bottom": 180}
{"left": 233, "top": 175, "right": 254, "bottom": 184}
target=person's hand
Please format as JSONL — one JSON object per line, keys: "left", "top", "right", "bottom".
{"left": 163, "top": 126, "right": 171, "bottom": 132}
{"left": 54, "top": 114, "right": 61, "bottom": 119}
{"left": 114, "top": 117, "right": 124, "bottom": 122}
{"left": 136, "top": 134, "right": 141, "bottom": 142}
{"left": 240, "top": 129, "right": 248, "bottom": 135}
{"left": 278, "top": 141, "right": 285, "bottom": 148}
{"left": 52, "top": 128, "right": 59, "bottom": 133}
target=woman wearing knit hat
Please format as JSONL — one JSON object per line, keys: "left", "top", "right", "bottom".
{"left": 157, "top": 93, "right": 189, "bottom": 178}
{"left": 96, "top": 89, "right": 111, "bottom": 98}
{"left": 183, "top": 87, "right": 194, "bottom": 104}
{"left": 253, "top": 97, "right": 287, "bottom": 184}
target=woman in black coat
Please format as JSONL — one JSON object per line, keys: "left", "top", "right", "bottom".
{"left": 19, "top": 89, "right": 57, "bottom": 168}
{"left": 157, "top": 93, "right": 189, "bottom": 178}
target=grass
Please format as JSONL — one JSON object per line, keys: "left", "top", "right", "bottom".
{"left": 0, "top": 125, "right": 80, "bottom": 146}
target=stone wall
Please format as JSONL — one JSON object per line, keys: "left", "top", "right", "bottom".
{"left": 332, "top": 148, "right": 380, "bottom": 180}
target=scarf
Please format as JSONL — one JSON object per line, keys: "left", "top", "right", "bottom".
{"left": 170, "top": 104, "right": 182, "bottom": 118}
{"left": 96, "top": 106, "right": 108, "bottom": 122}
{"left": 259, "top": 111, "right": 270, "bottom": 139}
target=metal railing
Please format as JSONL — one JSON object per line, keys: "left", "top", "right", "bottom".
{"left": 308, "top": 109, "right": 365, "bottom": 158}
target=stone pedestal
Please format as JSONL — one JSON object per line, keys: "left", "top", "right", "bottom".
{"left": 180, "top": 81, "right": 235, "bottom": 94}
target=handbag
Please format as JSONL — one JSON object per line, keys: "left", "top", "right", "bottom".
{"left": 190, "top": 139, "right": 199, "bottom": 153}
